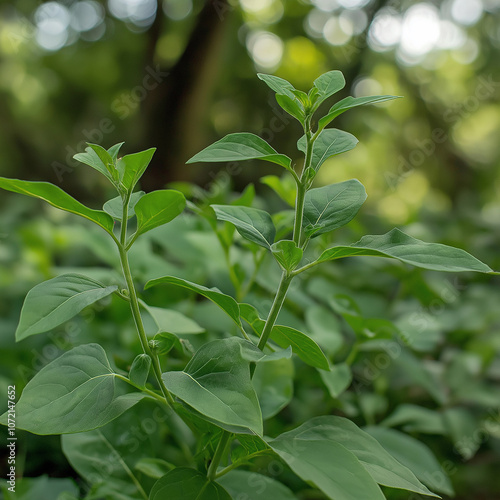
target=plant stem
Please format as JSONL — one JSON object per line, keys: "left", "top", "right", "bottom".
{"left": 117, "top": 245, "right": 175, "bottom": 406}
{"left": 257, "top": 272, "right": 292, "bottom": 351}
{"left": 293, "top": 181, "right": 306, "bottom": 247}
{"left": 207, "top": 431, "right": 232, "bottom": 480}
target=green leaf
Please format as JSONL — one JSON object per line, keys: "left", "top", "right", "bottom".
{"left": 15, "top": 273, "right": 118, "bottom": 341}
{"left": 315, "top": 228, "right": 493, "bottom": 273}
{"left": 162, "top": 338, "right": 263, "bottom": 434}
{"left": 257, "top": 73, "right": 296, "bottom": 99}
{"left": 318, "top": 95, "right": 401, "bottom": 130}
{"left": 103, "top": 191, "right": 145, "bottom": 220}
{"left": 260, "top": 174, "right": 296, "bottom": 207}
{"left": 275, "top": 94, "right": 305, "bottom": 124}
{"left": 150, "top": 468, "right": 231, "bottom": 500}
{"left": 269, "top": 416, "right": 437, "bottom": 498}
{"left": 129, "top": 354, "right": 151, "bottom": 387}
{"left": 107, "top": 142, "right": 125, "bottom": 161}
{"left": 365, "top": 427, "right": 454, "bottom": 496}
{"left": 134, "top": 458, "right": 174, "bottom": 479}
{"left": 313, "top": 70, "right": 346, "bottom": 105}
{"left": 142, "top": 302, "right": 205, "bottom": 335}
{"left": 153, "top": 331, "right": 184, "bottom": 356}
{"left": 268, "top": 435, "right": 385, "bottom": 500}
{"left": 218, "top": 470, "right": 298, "bottom": 500}
{"left": 62, "top": 406, "right": 161, "bottom": 499}
{"left": 0, "top": 344, "right": 144, "bottom": 434}
{"left": 271, "top": 240, "right": 303, "bottom": 271}
{"left": 0, "top": 177, "right": 115, "bottom": 234}
{"left": 73, "top": 145, "right": 115, "bottom": 183}
{"left": 297, "top": 129, "right": 358, "bottom": 173}
{"left": 319, "top": 363, "right": 352, "bottom": 398}
{"left": 212, "top": 204, "right": 276, "bottom": 249}
{"left": 116, "top": 147, "right": 156, "bottom": 193}
{"left": 0, "top": 476, "right": 79, "bottom": 500}
{"left": 302, "top": 180, "right": 367, "bottom": 238}
{"left": 253, "top": 358, "right": 294, "bottom": 419}
{"left": 145, "top": 276, "right": 243, "bottom": 329}
{"left": 240, "top": 303, "right": 330, "bottom": 370}
{"left": 380, "top": 404, "right": 447, "bottom": 435}
{"left": 186, "top": 133, "right": 292, "bottom": 171}
{"left": 134, "top": 189, "right": 186, "bottom": 237}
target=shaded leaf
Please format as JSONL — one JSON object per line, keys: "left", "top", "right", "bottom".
{"left": 212, "top": 204, "right": 276, "bottom": 249}
{"left": 276, "top": 94, "right": 305, "bottom": 124}
{"left": 0, "top": 177, "right": 114, "bottom": 234}
{"left": 16, "top": 273, "right": 117, "bottom": 341}
{"left": 365, "top": 426, "right": 454, "bottom": 496}
{"left": 129, "top": 354, "right": 151, "bottom": 387}
{"left": 103, "top": 191, "right": 145, "bottom": 220}
{"left": 319, "top": 363, "right": 352, "bottom": 398}
{"left": 260, "top": 174, "right": 296, "bottom": 207}
{"left": 150, "top": 468, "right": 231, "bottom": 500}
{"left": 218, "top": 470, "right": 297, "bottom": 500}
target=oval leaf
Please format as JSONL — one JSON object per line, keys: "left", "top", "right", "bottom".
{"left": 0, "top": 344, "right": 144, "bottom": 434}
{"left": 134, "top": 189, "right": 186, "bottom": 236}
{"left": 212, "top": 204, "right": 276, "bottom": 249}
{"left": 303, "top": 179, "right": 367, "bottom": 238}
{"left": 16, "top": 273, "right": 118, "bottom": 341}
{"left": 275, "top": 94, "right": 305, "bottom": 124}
{"left": 313, "top": 70, "right": 346, "bottom": 105}
{"left": 186, "top": 132, "right": 292, "bottom": 171}
{"left": 150, "top": 468, "right": 231, "bottom": 500}
{"left": 0, "top": 177, "right": 114, "bottom": 234}
{"left": 162, "top": 338, "right": 263, "bottom": 434}
{"left": 297, "top": 129, "right": 359, "bottom": 173}
{"left": 145, "top": 276, "right": 243, "bottom": 329}
{"left": 129, "top": 354, "right": 151, "bottom": 387}
{"left": 316, "top": 228, "right": 493, "bottom": 273}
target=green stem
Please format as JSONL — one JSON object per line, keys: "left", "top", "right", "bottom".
{"left": 207, "top": 431, "right": 232, "bottom": 480}
{"left": 117, "top": 243, "right": 175, "bottom": 406}
{"left": 257, "top": 272, "right": 292, "bottom": 351}
{"left": 293, "top": 181, "right": 306, "bottom": 247}
{"left": 115, "top": 374, "right": 167, "bottom": 404}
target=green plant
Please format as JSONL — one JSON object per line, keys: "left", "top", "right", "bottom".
{"left": 0, "top": 70, "right": 496, "bottom": 500}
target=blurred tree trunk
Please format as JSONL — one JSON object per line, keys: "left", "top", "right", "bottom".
{"left": 141, "top": 0, "right": 230, "bottom": 191}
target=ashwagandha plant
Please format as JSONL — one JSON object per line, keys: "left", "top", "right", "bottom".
{"left": 1, "top": 70, "right": 497, "bottom": 500}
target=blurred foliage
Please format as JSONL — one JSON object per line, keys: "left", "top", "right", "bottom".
{"left": 0, "top": 0, "right": 500, "bottom": 498}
